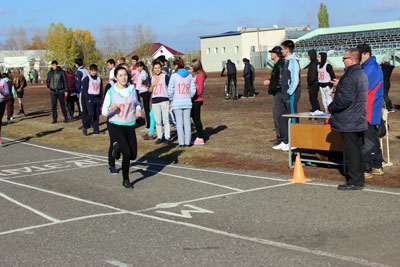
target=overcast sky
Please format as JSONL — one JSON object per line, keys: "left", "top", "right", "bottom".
{"left": 1, "top": 0, "right": 399, "bottom": 53}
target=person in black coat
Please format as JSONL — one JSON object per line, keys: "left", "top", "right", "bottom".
{"left": 46, "top": 60, "right": 69, "bottom": 123}
{"left": 380, "top": 56, "right": 395, "bottom": 112}
{"left": 226, "top": 59, "right": 237, "bottom": 89}
{"left": 307, "top": 49, "right": 320, "bottom": 112}
{"left": 328, "top": 48, "right": 368, "bottom": 190}
{"left": 264, "top": 46, "right": 284, "bottom": 145}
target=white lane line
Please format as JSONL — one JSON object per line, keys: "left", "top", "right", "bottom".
{"left": 2, "top": 163, "right": 107, "bottom": 180}
{"left": 0, "top": 156, "right": 83, "bottom": 168}
{"left": 127, "top": 211, "right": 388, "bottom": 267}
{"left": 0, "top": 211, "right": 126, "bottom": 236}
{"left": 3, "top": 137, "right": 400, "bottom": 196}
{"left": 0, "top": 178, "right": 387, "bottom": 266}
{"left": 130, "top": 166, "right": 244, "bottom": 192}
{"left": 106, "top": 260, "right": 131, "bottom": 267}
{"left": 136, "top": 182, "right": 292, "bottom": 213}
{"left": 0, "top": 192, "right": 60, "bottom": 223}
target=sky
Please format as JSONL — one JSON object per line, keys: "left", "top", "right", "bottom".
{"left": 1, "top": 0, "right": 400, "bottom": 53}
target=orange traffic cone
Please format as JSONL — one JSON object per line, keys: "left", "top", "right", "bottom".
{"left": 288, "top": 155, "right": 311, "bottom": 183}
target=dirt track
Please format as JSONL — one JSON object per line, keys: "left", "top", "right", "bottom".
{"left": 2, "top": 69, "right": 399, "bottom": 187}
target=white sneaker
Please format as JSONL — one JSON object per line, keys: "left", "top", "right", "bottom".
{"left": 281, "top": 144, "right": 297, "bottom": 151}
{"left": 273, "top": 142, "right": 287, "bottom": 150}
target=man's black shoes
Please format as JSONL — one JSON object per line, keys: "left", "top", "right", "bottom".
{"left": 338, "top": 184, "right": 364, "bottom": 190}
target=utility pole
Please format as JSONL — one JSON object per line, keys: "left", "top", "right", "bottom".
{"left": 257, "top": 27, "right": 262, "bottom": 69}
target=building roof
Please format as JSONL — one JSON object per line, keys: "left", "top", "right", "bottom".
{"left": 296, "top": 20, "right": 400, "bottom": 42}
{"left": 200, "top": 26, "right": 311, "bottom": 39}
{"left": 127, "top": 43, "right": 184, "bottom": 58}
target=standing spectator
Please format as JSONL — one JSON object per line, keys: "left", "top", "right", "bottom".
{"left": 329, "top": 48, "right": 368, "bottom": 190}
{"left": 190, "top": 59, "right": 206, "bottom": 145}
{"left": 307, "top": 49, "right": 320, "bottom": 112}
{"left": 264, "top": 46, "right": 284, "bottom": 145}
{"left": 380, "top": 56, "right": 395, "bottom": 112}
{"left": 149, "top": 60, "right": 171, "bottom": 144}
{"left": 75, "top": 58, "right": 89, "bottom": 124}
{"left": 106, "top": 59, "right": 116, "bottom": 86}
{"left": 137, "top": 61, "right": 151, "bottom": 130}
{"left": 130, "top": 55, "right": 140, "bottom": 87}
{"left": 46, "top": 60, "right": 69, "bottom": 123}
{"left": 167, "top": 58, "right": 196, "bottom": 148}
{"left": 357, "top": 44, "right": 384, "bottom": 178}
{"left": 65, "top": 65, "right": 79, "bottom": 119}
{"left": 29, "top": 71, "right": 34, "bottom": 85}
{"left": 243, "top": 58, "right": 255, "bottom": 98}
{"left": 249, "top": 60, "right": 256, "bottom": 94}
{"left": 226, "top": 60, "right": 237, "bottom": 97}
{"left": 34, "top": 69, "right": 39, "bottom": 84}
{"left": 221, "top": 61, "right": 226, "bottom": 76}
{"left": 0, "top": 76, "right": 10, "bottom": 145}
{"left": 273, "top": 40, "right": 301, "bottom": 151}
{"left": 3, "top": 72, "right": 14, "bottom": 124}
{"left": 82, "top": 64, "right": 103, "bottom": 135}
{"left": 318, "top": 52, "right": 336, "bottom": 113}
{"left": 13, "top": 68, "right": 27, "bottom": 116}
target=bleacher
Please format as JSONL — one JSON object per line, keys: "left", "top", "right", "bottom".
{"left": 293, "top": 21, "right": 400, "bottom": 68}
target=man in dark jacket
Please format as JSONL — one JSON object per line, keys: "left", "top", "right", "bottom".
{"left": 307, "top": 49, "right": 320, "bottom": 112}
{"left": 226, "top": 59, "right": 237, "bottom": 92}
{"left": 243, "top": 58, "right": 255, "bottom": 98}
{"left": 46, "top": 60, "right": 69, "bottom": 123}
{"left": 328, "top": 48, "right": 368, "bottom": 190}
{"left": 264, "top": 46, "right": 284, "bottom": 145}
{"left": 380, "top": 56, "right": 395, "bottom": 112}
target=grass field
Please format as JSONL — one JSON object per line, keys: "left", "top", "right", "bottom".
{"left": 2, "top": 69, "right": 400, "bottom": 187}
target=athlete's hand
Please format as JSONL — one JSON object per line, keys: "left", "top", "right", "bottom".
{"left": 331, "top": 78, "right": 339, "bottom": 87}
{"left": 263, "top": 80, "right": 270, "bottom": 86}
{"left": 109, "top": 103, "right": 118, "bottom": 112}
{"left": 135, "top": 109, "right": 141, "bottom": 118}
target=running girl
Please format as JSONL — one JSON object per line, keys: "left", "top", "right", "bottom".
{"left": 102, "top": 66, "right": 141, "bottom": 188}
{"left": 167, "top": 58, "right": 196, "bottom": 148}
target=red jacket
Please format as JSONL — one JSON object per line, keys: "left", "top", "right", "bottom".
{"left": 193, "top": 72, "right": 205, "bottom": 102}
{"left": 66, "top": 72, "right": 76, "bottom": 92}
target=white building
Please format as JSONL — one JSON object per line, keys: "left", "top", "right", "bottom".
{"left": 0, "top": 50, "right": 47, "bottom": 78}
{"left": 200, "top": 26, "right": 310, "bottom": 72}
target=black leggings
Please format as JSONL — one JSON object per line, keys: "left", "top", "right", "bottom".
{"left": 0, "top": 101, "right": 5, "bottom": 134}
{"left": 107, "top": 121, "right": 116, "bottom": 167}
{"left": 191, "top": 101, "right": 203, "bottom": 138}
{"left": 110, "top": 123, "right": 137, "bottom": 181}
{"left": 140, "top": 91, "right": 151, "bottom": 128}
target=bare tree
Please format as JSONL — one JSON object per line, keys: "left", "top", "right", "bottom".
{"left": 119, "top": 26, "right": 132, "bottom": 55}
{"left": 99, "top": 27, "right": 117, "bottom": 58}
{"left": 6, "top": 26, "right": 17, "bottom": 50}
{"left": 132, "top": 24, "right": 157, "bottom": 59}
{"left": 17, "top": 27, "right": 28, "bottom": 51}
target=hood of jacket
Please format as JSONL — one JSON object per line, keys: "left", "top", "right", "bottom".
{"left": 176, "top": 68, "right": 190, "bottom": 78}
{"left": 286, "top": 54, "right": 299, "bottom": 61}
{"left": 362, "top": 55, "right": 377, "bottom": 69}
{"left": 319, "top": 52, "right": 327, "bottom": 67}
{"left": 308, "top": 49, "right": 317, "bottom": 61}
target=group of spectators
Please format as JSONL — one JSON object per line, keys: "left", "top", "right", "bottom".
{"left": 222, "top": 58, "right": 256, "bottom": 98}
{"left": 264, "top": 40, "right": 394, "bottom": 190}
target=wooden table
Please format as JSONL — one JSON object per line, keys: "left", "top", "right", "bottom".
{"left": 282, "top": 113, "right": 345, "bottom": 171}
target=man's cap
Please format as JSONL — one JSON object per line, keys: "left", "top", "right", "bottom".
{"left": 357, "top": 44, "right": 372, "bottom": 54}
{"left": 269, "top": 46, "right": 282, "bottom": 55}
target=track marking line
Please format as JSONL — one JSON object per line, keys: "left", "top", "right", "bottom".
{"left": 2, "top": 137, "right": 400, "bottom": 196}
{"left": 2, "top": 163, "right": 107, "bottom": 180}
{"left": 0, "top": 156, "right": 84, "bottom": 168}
{"left": 130, "top": 165, "right": 244, "bottom": 192}
{"left": 0, "top": 192, "right": 60, "bottom": 223}
{"left": 0, "top": 178, "right": 387, "bottom": 266}
{"left": 0, "top": 211, "right": 126, "bottom": 236}
{"left": 106, "top": 260, "right": 131, "bottom": 267}
{"left": 136, "top": 182, "right": 292, "bottom": 213}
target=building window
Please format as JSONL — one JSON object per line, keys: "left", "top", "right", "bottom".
{"left": 207, "top": 48, "right": 210, "bottom": 54}
{"left": 251, "top": 46, "right": 256, "bottom": 52}
{"left": 235, "top": 46, "right": 239, "bottom": 53}
{"left": 214, "top": 47, "right": 218, "bottom": 54}
{"left": 222, "top": 47, "right": 225, "bottom": 54}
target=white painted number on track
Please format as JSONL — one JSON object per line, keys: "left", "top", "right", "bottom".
{"left": 155, "top": 204, "right": 214, "bottom": 219}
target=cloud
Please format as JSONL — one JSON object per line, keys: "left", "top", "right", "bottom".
{"left": 370, "top": 0, "right": 400, "bottom": 12}
{"left": 0, "top": 8, "right": 11, "bottom": 15}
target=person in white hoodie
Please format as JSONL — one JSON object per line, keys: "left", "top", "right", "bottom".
{"left": 273, "top": 40, "right": 301, "bottom": 152}
{"left": 167, "top": 58, "right": 196, "bottom": 148}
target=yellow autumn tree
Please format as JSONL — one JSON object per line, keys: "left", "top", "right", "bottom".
{"left": 46, "top": 23, "right": 79, "bottom": 67}
{"left": 73, "top": 29, "right": 100, "bottom": 67}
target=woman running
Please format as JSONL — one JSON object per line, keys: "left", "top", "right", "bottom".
{"left": 102, "top": 66, "right": 141, "bottom": 188}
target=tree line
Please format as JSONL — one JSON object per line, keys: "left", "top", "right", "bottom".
{"left": 1, "top": 22, "right": 157, "bottom": 68}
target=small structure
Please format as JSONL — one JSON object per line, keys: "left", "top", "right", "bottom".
{"left": 0, "top": 50, "right": 47, "bottom": 79}
{"left": 127, "top": 43, "right": 184, "bottom": 62}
